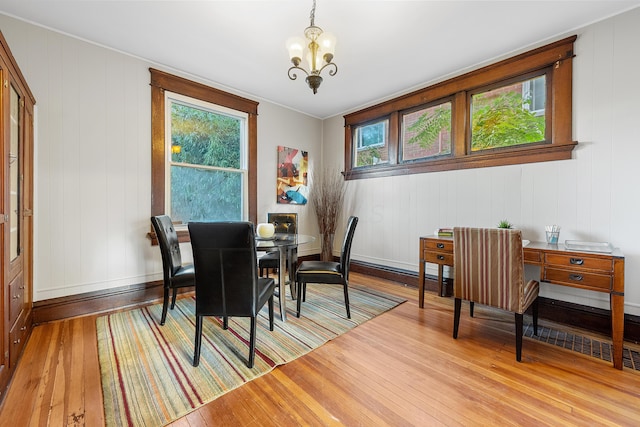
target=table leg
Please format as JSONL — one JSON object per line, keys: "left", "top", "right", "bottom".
{"left": 611, "top": 293, "right": 624, "bottom": 370}
{"left": 278, "top": 246, "right": 288, "bottom": 322}
{"left": 610, "top": 258, "right": 625, "bottom": 370}
{"left": 418, "top": 260, "right": 425, "bottom": 308}
{"left": 438, "top": 265, "right": 444, "bottom": 297}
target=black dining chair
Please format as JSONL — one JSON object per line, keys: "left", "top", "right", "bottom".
{"left": 151, "top": 215, "right": 195, "bottom": 325}
{"left": 295, "top": 216, "right": 358, "bottom": 318}
{"left": 189, "top": 221, "right": 276, "bottom": 368}
{"left": 259, "top": 213, "right": 298, "bottom": 279}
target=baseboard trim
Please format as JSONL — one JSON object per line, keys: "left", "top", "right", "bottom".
{"left": 32, "top": 281, "right": 193, "bottom": 324}
{"left": 32, "top": 259, "right": 640, "bottom": 343}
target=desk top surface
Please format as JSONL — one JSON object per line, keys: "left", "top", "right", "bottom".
{"left": 422, "top": 235, "right": 623, "bottom": 258}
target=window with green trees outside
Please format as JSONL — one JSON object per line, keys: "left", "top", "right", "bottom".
{"left": 167, "top": 95, "right": 248, "bottom": 224}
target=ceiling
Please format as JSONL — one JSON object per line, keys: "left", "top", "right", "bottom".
{"left": 1, "top": 1, "right": 639, "bottom": 119}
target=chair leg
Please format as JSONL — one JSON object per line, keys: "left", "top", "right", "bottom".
{"left": 343, "top": 282, "right": 351, "bottom": 319}
{"left": 453, "top": 298, "right": 462, "bottom": 339}
{"left": 296, "top": 280, "right": 303, "bottom": 318}
{"left": 532, "top": 298, "right": 539, "bottom": 336}
{"left": 268, "top": 295, "right": 274, "bottom": 331}
{"left": 160, "top": 287, "right": 170, "bottom": 325}
{"left": 469, "top": 301, "right": 475, "bottom": 318}
{"left": 248, "top": 316, "right": 257, "bottom": 368}
{"left": 515, "top": 312, "right": 524, "bottom": 362}
{"left": 193, "top": 315, "right": 203, "bottom": 367}
{"left": 171, "top": 288, "right": 178, "bottom": 309}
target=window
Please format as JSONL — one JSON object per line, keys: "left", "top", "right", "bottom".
{"left": 470, "top": 73, "right": 548, "bottom": 152}
{"left": 353, "top": 119, "right": 389, "bottom": 166}
{"left": 402, "top": 101, "right": 452, "bottom": 162}
{"left": 150, "top": 69, "right": 259, "bottom": 240}
{"left": 167, "top": 94, "right": 248, "bottom": 223}
{"left": 344, "top": 36, "right": 577, "bottom": 180}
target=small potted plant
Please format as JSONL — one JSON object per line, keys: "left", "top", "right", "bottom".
{"left": 497, "top": 219, "right": 513, "bottom": 229}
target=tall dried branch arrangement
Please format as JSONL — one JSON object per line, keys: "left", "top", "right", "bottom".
{"left": 309, "top": 167, "right": 345, "bottom": 236}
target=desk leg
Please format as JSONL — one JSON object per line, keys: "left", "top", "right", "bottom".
{"left": 438, "top": 265, "right": 444, "bottom": 297}
{"left": 418, "top": 260, "right": 425, "bottom": 308}
{"left": 611, "top": 293, "right": 624, "bottom": 370}
{"left": 611, "top": 258, "right": 625, "bottom": 370}
{"left": 278, "top": 246, "right": 288, "bottom": 322}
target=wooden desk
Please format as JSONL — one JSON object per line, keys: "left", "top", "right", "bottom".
{"left": 419, "top": 235, "right": 626, "bottom": 370}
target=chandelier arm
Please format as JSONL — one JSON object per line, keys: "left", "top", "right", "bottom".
{"left": 288, "top": 65, "right": 310, "bottom": 81}
{"left": 318, "top": 62, "right": 338, "bottom": 77}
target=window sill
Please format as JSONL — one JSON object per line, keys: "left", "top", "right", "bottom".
{"left": 345, "top": 141, "right": 577, "bottom": 180}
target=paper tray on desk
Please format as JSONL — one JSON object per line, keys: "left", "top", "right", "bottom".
{"left": 564, "top": 240, "right": 614, "bottom": 253}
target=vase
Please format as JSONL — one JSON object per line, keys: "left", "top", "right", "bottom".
{"left": 320, "top": 233, "right": 334, "bottom": 262}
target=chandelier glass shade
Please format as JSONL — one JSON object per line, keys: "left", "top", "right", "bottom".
{"left": 286, "top": 0, "right": 337, "bottom": 94}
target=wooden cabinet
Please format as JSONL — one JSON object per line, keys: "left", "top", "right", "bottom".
{"left": 0, "top": 31, "right": 35, "bottom": 401}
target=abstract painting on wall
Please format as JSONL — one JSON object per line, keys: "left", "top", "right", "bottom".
{"left": 277, "top": 146, "right": 308, "bottom": 204}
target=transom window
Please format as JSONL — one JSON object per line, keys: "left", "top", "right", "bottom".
{"left": 344, "top": 36, "right": 576, "bottom": 179}
{"left": 353, "top": 119, "right": 389, "bottom": 166}
{"left": 402, "top": 100, "right": 452, "bottom": 162}
{"left": 470, "top": 73, "right": 548, "bottom": 152}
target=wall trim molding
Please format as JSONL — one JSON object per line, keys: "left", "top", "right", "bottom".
{"left": 32, "top": 259, "right": 640, "bottom": 343}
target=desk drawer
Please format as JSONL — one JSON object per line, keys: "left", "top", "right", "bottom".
{"left": 523, "top": 249, "right": 541, "bottom": 264}
{"left": 544, "top": 267, "right": 612, "bottom": 291}
{"left": 424, "top": 251, "right": 453, "bottom": 266}
{"left": 424, "top": 239, "right": 453, "bottom": 252}
{"left": 545, "top": 253, "right": 613, "bottom": 272}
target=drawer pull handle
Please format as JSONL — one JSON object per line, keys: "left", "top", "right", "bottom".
{"left": 437, "top": 243, "right": 445, "bottom": 249}
{"left": 569, "top": 274, "right": 583, "bottom": 281}
{"left": 437, "top": 255, "right": 445, "bottom": 260}
{"left": 570, "top": 258, "right": 584, "bottom": 265}
{"left": 13, "top": 338, "right": 20, "bottom": 344}
{"left": 20, "top": 326, "right": 27, "bottom": 331}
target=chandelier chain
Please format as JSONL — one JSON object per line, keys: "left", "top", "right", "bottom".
{"left": 309, "top": 0, "right": 316, "bottom": 26}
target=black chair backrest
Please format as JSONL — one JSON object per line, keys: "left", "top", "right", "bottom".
{"left": 188, "top": 221, "right": 261, "bottom": 316}
{"left": 340, "top": 216, "right": 359, "bottom": 279}
{"left": 151, "top": 215, "right": 183, "bottom": 276}
{"left": 267, "top": 213, "right": 298, "bottom": 234}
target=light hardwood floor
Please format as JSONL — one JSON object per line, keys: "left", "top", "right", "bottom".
{"left": 2, "top": 273, "right": 640, "bottom": 426}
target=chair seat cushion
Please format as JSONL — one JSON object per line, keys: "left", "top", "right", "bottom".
{"left": 259, "top": 251, "right": 280, "bottom": 268}
{"left": 297, "top": 261, "right": 343, "bottom": 284}
{"left": 171, "top": 263, "right": 195, "bottom": 287}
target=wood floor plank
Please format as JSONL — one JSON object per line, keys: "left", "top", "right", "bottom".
{"left": 3, "top": 272, "right": 640, "bottom": 426}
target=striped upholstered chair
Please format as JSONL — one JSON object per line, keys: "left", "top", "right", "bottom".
{"left": 452, "top": 227, "right": 539, "bottom": 362}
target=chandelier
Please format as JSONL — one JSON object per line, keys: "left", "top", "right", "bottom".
{"left": 286, "top": 0, "right": 337, "bottom": 94}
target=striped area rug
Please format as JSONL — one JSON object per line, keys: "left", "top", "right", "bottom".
{"left": 97, "top": 284, "right": 405, "bottom": 426}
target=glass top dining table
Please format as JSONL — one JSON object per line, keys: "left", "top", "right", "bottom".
{"left": 256, "top": 233, "right": 315, "bottom": 321}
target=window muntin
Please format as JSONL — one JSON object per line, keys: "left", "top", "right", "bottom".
{"left": 402, "top": 101, "right": 452, "bottom": 162}
{"left": 470, "top": 74, "right": 547, "bottom": 152}
{"left": 353, "top": 119, "right": 389, "bottom": 167}
{"left": 166, "top": 94, "right": 248, "bottom": 223}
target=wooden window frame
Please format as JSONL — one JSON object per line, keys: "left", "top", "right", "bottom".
{"left": 344, "top": 36, "right": 577, "bottom": 180}
{"left": 150, "top": 69, "right": 259, "bottom": 242}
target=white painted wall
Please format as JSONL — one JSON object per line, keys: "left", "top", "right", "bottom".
{"left": 1, "top": 8, "right": 639, "bottom": 317}
{"left": 322, "top": 8, "right": 640, "bottom": 316}
{"left": 0, "top": 15, "right": 323, "bottom": 301}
